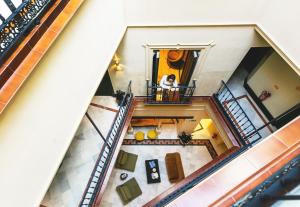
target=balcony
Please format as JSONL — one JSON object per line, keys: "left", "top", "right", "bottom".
{"left": 145, "top": 80, "right": 196, "bottom": 104}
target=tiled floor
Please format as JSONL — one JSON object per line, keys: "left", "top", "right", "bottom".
{"left": 41, "top": 96, "right": 118, "bottom": 207}
{"left": 100, "top": 125, "right": 213, "bottom": 207}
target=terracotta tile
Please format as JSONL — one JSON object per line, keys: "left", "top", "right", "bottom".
{"left": 268, "top": 146, "right": 300, "bottom": 174}
{"left": 274, "top": 118, "right": 300, "bottom": 147}
{"left": 169, "top": 179, "right": 216, "bottom": 207}
{"left": 32, "top": 30, "right": 58, "bottom": 55}
{"left": 0, "top": 73, "right": 25, "bottom": 103}
{"left": 9, "top": 45, "right": 32, "bottom": 69}
{"left": 0, "top": 101, "right": 5, "bottom": 113}
{"left": 212, "top": 158, "right": 257, "bottom": 193}
{"left": 231, "top": 170, "right": 271, "bottom": 201}
{"left": 1, "top": 44, "right": 24, "bottom": 68}
{"left": 213, "top": 196, "right": 235, "bottom": 207}
{"left": 48, "top": 11, "right": 69, "bottom": 33}
{"left": 40, "top": 1, "right": 59, "bottom": 23}
{"left": 0, "top": 68, "right": 14, "bottom": 87}
{"left": 245, "top": 137, "right": 288, "bottom": 169}
{"left": 0, "top": 0, "right": 83, "bottom": 115}
{"left": 19, "top": 26, "right": 40, "bottom": 47}
{"left": 0, "top": 65, "right": 5, "bottom": 75}
{"left": 15, "top": 51, "right": 42, "bottom": 77}
{"left": 63, "top": 2, "right": 80, "bottom": 15}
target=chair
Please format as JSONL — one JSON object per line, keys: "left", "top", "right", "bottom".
{"left": 165, "top": 152, "right": 185, "bottom": 183}
{"left": 134, "top": 131, "right": 145, "bottom": 141}
{"left": 147, "top": 129, "right": 158, "bottom": 139}
{"left": 115, "top": 150, "right": 138, "bottom": 172}
{"left": 116, "top": 177, "right": 142, "bottom": 205}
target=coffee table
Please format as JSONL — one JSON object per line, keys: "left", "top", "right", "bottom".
{"left": 145, "top": 159, "right": 161, "bottom": 184}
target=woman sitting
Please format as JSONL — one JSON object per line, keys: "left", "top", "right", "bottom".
{"left": 159, "top": 74, "right": 178, "bottom": 89}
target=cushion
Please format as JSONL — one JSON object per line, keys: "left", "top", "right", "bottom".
{"left": 168, "top": 50, "right": 184, "bottom": 62}
{"left": 121, "top": 186, "right": 132, "bottom": 199}
{"left": 147, "top": 130, "right": 158, "bottom": 139}
{"left": 166, "top": 157, "right": 178, "bottom": 179}
{"left": 119, "top": 153, "right": 128, "bottom": 165}
{"left": 135, "top": 131, "right": 145, "bottom": 141}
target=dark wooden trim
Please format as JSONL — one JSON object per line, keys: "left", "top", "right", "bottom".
{"left": 85, "top": 112, "right": 106, "bottom": 142}
{"left": 90, "top": 103, "right": 118, "bottom": 112}
{"left": 244, "top": 81, "right": 275, "bottom": 122}
{"left": 209, "top": 97, "right": 241, "bottom": 147}
{"left": 132, "top": 116, "right": 194, "bottom": 119}
{"left": 242, "top": 80, "right": 297, "bottom": 129}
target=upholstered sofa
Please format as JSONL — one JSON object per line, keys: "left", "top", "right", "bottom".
{"left": 115, "top": 150, "right": 138, "bottom": 172}
{"left": 165, "top": 152, "right": 185, "bottom": 183}
{"left": 116, "top": 177, "right": 142, "bottom": 205}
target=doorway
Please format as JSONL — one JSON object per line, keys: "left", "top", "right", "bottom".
{"left": 152, "top": 49, "right": 200, "bottom": 86}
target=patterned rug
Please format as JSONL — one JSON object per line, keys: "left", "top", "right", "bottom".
{"left": 122, "top": 139, "right": 218, "bottom": 159}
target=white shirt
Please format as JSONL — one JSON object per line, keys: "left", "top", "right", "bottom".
{"left": 159, "top": 75, "right": 178, "bottom": 89}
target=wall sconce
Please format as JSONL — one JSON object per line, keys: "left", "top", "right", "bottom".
{"left": 113, "top": 54, "right": 122, "bottom": 71}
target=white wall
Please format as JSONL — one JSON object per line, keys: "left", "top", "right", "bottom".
{"left": 258, "top": 0, "right": 300, "bottom": 73}
{"left": 124, "top": 0, "right": 300, "bottom": 74}
{"left": 109, "top": 26, "right": 268, "bottom": 96}
{"left": 0, "top": 0, "right": 126, "bottom": 206}
{"left": 248, "top": 52, "right": 300, "bottom": 117}
{"left": 125, "top": 0, "right": 267, "bottom": 25}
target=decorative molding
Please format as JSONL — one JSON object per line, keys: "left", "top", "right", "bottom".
{"left": 143, "top": 43, "right": 215, "bottom": 81}
{"left": 128, "top": 24, "right": 299, "bottom": 76}
{"left": 254, "top": 25, "right": 300, "bottom": 75}
{"left": 127, "top": 24, "right": 256, "bottom": 28}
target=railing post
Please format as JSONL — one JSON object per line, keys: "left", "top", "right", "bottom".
{"left": 146, "top": 79, "right": 149, "bottom": 101}
{"left": 145, "top": 79, "right": 196, "bottom": 104}
{"left": 85, "top": 112, "right": 109, "bottom": 148}
{"left": 0, "top": 0, "right": 53, "bottom": 63}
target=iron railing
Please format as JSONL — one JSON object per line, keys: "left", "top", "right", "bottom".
{"left": 0, "top": 0, "right": 53, "bottom": 64}
{"left": 233, "top": 154, "right": 300, "bottom": 207}
{"left": 146, "top": 80, "right": 196, "bottom": 104}
{"left": 213, "top": 81, "right": 262, "bottom": 145}
{"left": 79, "top": 81, "right": 133, "bottom": 207}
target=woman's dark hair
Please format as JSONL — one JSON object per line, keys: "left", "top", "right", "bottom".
{"left": 167, "top": 74, "right": 176, "bottom": 81}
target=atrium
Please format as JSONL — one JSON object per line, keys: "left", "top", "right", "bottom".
{"left": 0, "top": 0, "right": 299, "bottom": 207}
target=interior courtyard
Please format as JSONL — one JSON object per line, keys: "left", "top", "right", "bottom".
{"left": 0, "top": 1, "right": 300, "bottom": 207}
